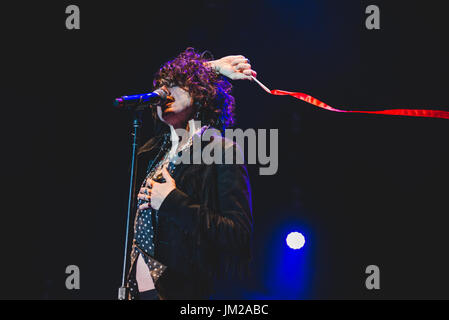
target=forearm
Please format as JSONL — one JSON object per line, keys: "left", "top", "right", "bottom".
{"left": 204, "top": 59, "right": 220, "bottom": 74}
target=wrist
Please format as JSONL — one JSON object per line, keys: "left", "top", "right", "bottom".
{"left": 206, "top": 60, "right": 221, "bottom": 75}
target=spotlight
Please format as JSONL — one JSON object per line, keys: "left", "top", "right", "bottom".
{"left": 286, "top": 232, "right": 305, "bottom": 250}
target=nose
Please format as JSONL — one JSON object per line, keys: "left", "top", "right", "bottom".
{"left": 160, "top": 85, "right": 170, "bottom": 95}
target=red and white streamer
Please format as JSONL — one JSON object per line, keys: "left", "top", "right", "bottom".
{"left": 251, "top": 76, "right": 449, "bottom": 120}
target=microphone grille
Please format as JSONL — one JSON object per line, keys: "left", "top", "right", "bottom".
{"left": 153, "top": 88, "right": 167, "bottom": 101}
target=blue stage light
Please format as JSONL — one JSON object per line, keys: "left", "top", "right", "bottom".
{"left": 286, "top": 232, "right": 305, "bottom": 250}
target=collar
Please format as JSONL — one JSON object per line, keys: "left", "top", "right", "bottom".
{"left": 168, "top": 119, "right": 202, "bottom": 157}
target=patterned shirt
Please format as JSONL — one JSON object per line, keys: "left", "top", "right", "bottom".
{"left": 127, "top": 122, "right": 207, "bottom": 299}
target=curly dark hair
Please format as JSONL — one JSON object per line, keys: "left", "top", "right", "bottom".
{"left": 153, "top": 47, "right": 235, "bottom": 130}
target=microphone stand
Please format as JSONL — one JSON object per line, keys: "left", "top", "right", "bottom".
{"left": 118, "top": 110, "right": 143, "bottom": 300}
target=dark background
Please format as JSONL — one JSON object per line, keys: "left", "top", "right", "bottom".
{"left": 1, "top": 0, "right": 448, "bottom": 299}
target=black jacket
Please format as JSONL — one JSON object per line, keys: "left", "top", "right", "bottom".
{"left": 134, "top": 132, "right": 253, "bottom": 299}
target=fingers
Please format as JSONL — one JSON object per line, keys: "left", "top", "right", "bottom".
{"left": 139, "top": 202, "right": 151, "bottom": 211}
{"left": 137, "top": 192, "right": 151, "bottom": 201}
{"left": 235, "top": 63, "right": 252, "bottom": 72}
{"left": 161, "top": 166, "right": 174, "bottom": 183}
{"left": 145, "top": 179, "right": 155, "bottom": 188}
{"left": 231, "top": 57, "right": 250, "bottom": 66}
{"left": 138, "top": 187, "right": 151, "bottom": 210}
{"left": 230, "top": 55, "right": 245, "bottom": 59}
{"left": 233, "top": 57, "right": 256, "bottom": 80}
{"left": 137, "top": 195, "right": 150, "bottom": 203}
{"left": 243, "top": 69, "right": 257, "bottom": 77}
{"left": 229, "top": 72, "right": 253, "bottom": 81}
{"left": 139, "top": 187, "right": 151, "bottom": 195}
{"left": 138, "top": 187, "right": 151, "bottom": 201}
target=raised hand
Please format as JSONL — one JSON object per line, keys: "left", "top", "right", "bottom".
{"left": 209, "top": 55, "right": 257, "bottom": 80}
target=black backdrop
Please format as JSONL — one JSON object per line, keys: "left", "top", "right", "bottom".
{"left": 1, "top": 0, "right": 448, "bottom": 299}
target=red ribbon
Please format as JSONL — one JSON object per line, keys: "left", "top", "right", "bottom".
{"left": 270, "top": 89, "right": 449, "bottom": 120}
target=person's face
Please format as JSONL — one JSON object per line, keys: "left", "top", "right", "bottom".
{"left": 157, "top": 85, "right": 194, "bottom": 129}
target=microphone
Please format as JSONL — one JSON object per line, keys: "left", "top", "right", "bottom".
{"left": 113, "top": 88, "right": 167, "bottom": 110}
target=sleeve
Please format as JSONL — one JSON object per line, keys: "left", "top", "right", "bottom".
{"left": 157, "top": 144, "right": 253, "bottom": 259}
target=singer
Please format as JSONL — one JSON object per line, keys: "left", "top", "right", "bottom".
{"left": 126, "top": 48, "right": 256, "bottom": 300}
